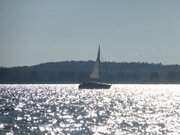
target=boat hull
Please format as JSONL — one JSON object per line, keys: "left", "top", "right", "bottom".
{"left": 79, "top": 81, "right": 111, "bottom": 89}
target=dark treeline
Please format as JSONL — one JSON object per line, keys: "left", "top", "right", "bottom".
{"left": 0, "top": 61, "right": 180, "bottom": 84}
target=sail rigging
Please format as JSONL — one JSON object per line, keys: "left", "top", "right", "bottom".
{"left": 90, "top": 45, "right": 101, "bottom": 80}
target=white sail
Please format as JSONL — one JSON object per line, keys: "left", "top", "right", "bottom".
{"left": 90, "top": 46, "right": 100, "bottom": 80}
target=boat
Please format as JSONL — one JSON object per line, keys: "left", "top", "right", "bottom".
{"left": 79, "top": 45, "right": 111, "bottom": 89}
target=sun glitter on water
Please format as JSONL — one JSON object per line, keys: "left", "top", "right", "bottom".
{"left": 0, "top": 84, "right": 180, "bottom": 135}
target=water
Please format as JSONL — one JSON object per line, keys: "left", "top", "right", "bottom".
{"left": 0, "top": 84, "right": 180, "bottom": 135}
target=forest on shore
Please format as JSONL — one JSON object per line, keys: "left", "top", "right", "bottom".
{"left": 0, "top": 61, "right": 180, "bottom": 84}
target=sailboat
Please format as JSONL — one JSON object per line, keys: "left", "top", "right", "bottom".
{"left": 79, "top": 45, "right": 111, "bottom": 89}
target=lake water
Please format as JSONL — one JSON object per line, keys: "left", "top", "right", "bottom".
{"left": 0, "top": 84, "right": 180, "bottom": 135}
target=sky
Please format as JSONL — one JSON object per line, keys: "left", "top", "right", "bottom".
{"left": 0, "top": 0, "right": 180, "bottom": 67}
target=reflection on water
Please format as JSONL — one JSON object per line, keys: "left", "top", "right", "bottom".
{"left": 0, "top": 84, "right": 180, "bottom": 135}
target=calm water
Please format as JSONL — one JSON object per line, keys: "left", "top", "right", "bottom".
{"left": 0, "top": 84, "right": 180, "bottom": 135}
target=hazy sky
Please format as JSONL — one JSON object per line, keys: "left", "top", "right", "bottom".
{"left": 0, "top": 0, "right": 180, "bottom": 67}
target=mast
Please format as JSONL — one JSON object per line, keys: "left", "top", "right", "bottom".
{"left": 89, "top": 45, "right": 101, "bottom": 80}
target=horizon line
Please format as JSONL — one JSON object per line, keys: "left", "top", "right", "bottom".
{"left": 1, "top": 60, "right": 180, "bottom": 68}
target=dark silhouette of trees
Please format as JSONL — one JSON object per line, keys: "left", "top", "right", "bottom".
{"left": 167, "top": 71, "right": 180, "bottom": 82}
{"left": 150, "top": 72, "right": 160, "bottom": 82}
{"left": 0, "top": 61, "right": 180, "bottom": 83}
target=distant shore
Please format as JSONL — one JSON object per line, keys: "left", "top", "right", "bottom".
{"left": 1, "top": 61, "right": 180, "bottom": 84}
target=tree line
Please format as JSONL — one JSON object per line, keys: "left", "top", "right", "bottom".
{"left": 0, "top": 61, "right": 180, "bottom": 84}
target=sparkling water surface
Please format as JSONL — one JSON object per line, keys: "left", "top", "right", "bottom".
{"left": 0, "top": 84, "right": 180, "bottom": 135}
